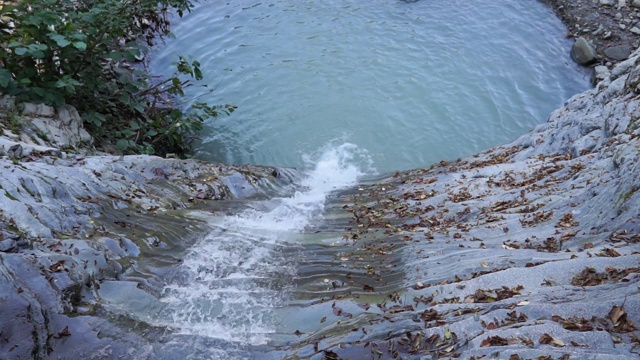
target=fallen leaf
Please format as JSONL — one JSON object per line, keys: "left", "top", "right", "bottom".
{"left": 49, "top": 260, "right": 65, "bottom": 272}
{"left": 413, "top": 281, "right": 426, "bottom": 290}
{"left": 539, "top": 333, "right": 564, "bottom": 347}
{"left": 480, "top": 335, "right": 509, "bottom": 347}
{"left": 609, "top": 305, "right": 626, "bottom": 325}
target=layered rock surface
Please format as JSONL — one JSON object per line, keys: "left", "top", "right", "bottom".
{"left": 0, "top": 105, "right": 300, "bottom": 359}
{"left": 279, "top": 50, "right": 640, "bottom": 359}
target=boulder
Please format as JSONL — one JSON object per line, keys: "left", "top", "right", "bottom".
{"left": 571, "top": 37, "right": 597, "bottom": 65}
{"left": 604, "top": 45, "right": 633, "bottom": 60}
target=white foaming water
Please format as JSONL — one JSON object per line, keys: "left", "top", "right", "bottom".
{"left": 156, "top": 143, "right": 368, "bottom": 345}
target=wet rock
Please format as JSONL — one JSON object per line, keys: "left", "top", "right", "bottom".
{"left": 571, "top": 37, "right": 597, "bottom": 65}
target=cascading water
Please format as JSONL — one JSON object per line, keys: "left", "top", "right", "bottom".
{"left": 153, "top": 143, "right": 371, "bottom": 351}
{"left": 140, "top": 0, "right": 596, "bottom": 357}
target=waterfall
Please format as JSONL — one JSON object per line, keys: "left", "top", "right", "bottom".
{"left": 155, "top": 143, "right": 371, "bottom": 345}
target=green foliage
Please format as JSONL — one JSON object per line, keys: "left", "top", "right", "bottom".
{"left": 0, "top": 0, "right": 232, "bottom": 156}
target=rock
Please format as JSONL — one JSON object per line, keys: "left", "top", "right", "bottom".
{"left": 0, "top": 239, "right": 17, "bottom": 252}
{"left": 0, "top": 137, "right": 60, "bottom": 158}
{"left": 1, "top": 96, "right": 93, "bottom": 151}
{"left": 571, "top": 37, "right": 598, "bottom": 65}
{"left": 625, "top": 63, "right": 640, "bottom": 92}
{"left": 600, "top": 0, "right": 614, "bottom": 5}
{"left": 604, "top": 45, "right": 633, "bottom": 60}
{"left": 631, "top": 26, "right": 640, "bottom": 34}
{"left": 592, "top": 24, "right": 605, "bottom": 35}
{"left": 632, "top": 0, "right": 640, "bottom": 8}
{"left": 592, "top": 65, "right": 611, "bottom": 84}
{"left": 20, "top": 102, "right": 56, "bottom": 118}
{"left": 0, "top": 96, "right": 15, "bottom": 111}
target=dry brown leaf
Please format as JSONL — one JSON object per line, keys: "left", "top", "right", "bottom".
{"left": 539, "top": 333, "right": 565, "bottom": 347}
{"left": 609, "top": 305, "right": 626, "bottom": 326}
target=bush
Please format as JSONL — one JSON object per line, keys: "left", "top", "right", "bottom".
{"left": 0, "top": 0, "right": 234, "bottom": 155}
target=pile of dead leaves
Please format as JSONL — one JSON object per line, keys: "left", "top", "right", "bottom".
{"left": 464, "top": 285, "right": 524, "bottom": 303}
{"left": 571, "top": 267, "right": 640, "bottom": 286}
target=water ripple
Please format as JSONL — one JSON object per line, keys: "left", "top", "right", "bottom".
{"left": 151, "top": 0, "right": 589, "bottom": 172}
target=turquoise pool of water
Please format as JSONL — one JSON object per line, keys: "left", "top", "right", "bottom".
{"left": 150, "top": 0, "right": 590, "bottom": 174}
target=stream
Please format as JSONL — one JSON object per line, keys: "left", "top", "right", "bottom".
{"left": 141, "top": 0, "right": 594, "bottom": 358}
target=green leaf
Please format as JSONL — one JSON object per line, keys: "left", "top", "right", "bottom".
{"left": 106, "top": 52, "right": 122, "bottom": 61}
{"left": 72, "top": 42, "right": 87, "bottom": 50}
{"left": 69, "top": 32, "right": 86, "bottom": 41}
{"left": 0, "top": 4, "right": 16, "bottom": 13}
{"left": 118, "top": 74, "right": 132, "bottom": 84}
{"left": 14, "top": 48, "right": 27, "bottom": 56}
{"left": 50, "top": 34, "right": 70, "bottom": 47}
{"left": 0, "top": 69, "right": 11, "bottom": 88}
{"left": 116, "top": 139, "right": 129, "bottom": 151}
{"left": 123, "top": 50, "right": 138, "bottom": 62}
{"left": 118, "top": 93, "right": 130, "bottom": 105}
{"left": 56, "top": 38, "right": 71, "bottom": 47}
{"left": 194, "top": 67, "right": 203, "bottom": 80}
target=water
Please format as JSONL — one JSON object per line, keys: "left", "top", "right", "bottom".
{"left": 141, "top": 0, "right": 594, "bottom": 357}
{"left": 149, "top": 0, "right": 590, "bottom": 173}
{"left": 153, "top": 144, "right": 368, "bottom": 351}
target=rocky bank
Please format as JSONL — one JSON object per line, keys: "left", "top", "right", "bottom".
{"left": 543, "top": 0, "right": 640, "bottom": 83}
{"left": 0, "top": 97, "right": 305, "bottom": 358}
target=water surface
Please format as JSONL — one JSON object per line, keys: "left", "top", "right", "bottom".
{"left": 150, "top": 0, "right": 590, "bottom": 173}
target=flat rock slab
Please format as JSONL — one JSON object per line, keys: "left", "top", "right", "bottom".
{"left": 604, "top": 45, "right": 633, "bottom": 60}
